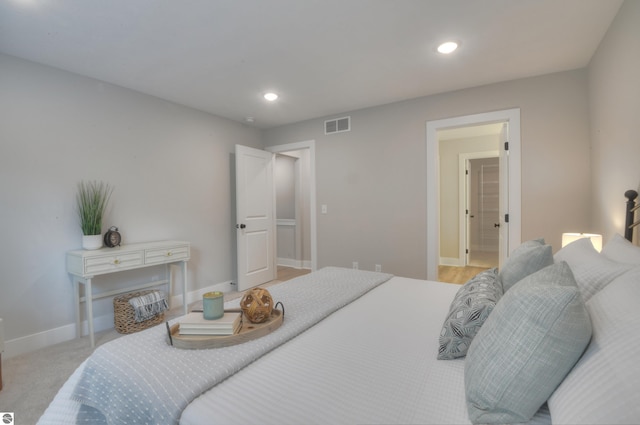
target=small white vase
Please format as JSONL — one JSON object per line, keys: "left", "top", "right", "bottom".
{"left": 82, "top": 234, "right": 103, "bottom": 250}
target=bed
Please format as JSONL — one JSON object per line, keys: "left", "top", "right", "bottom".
{"left": 38, "top": 190, "right": 640, "bottom": 424}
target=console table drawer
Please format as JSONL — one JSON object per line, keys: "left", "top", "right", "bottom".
{"left": 145, "top": 245, "right": 190, "bottom": 264}
{"left": 84, "top": 252, "right": 144, "bottom": 275}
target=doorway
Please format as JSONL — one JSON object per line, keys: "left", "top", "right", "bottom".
{"left": 426, "top": 109, "right": 521, "bottom": 281}
{"left": 235, "top": 140, "right": 317, "bottom": 290}
{"left": 266, "top": 140, "right": 317, "bottom": 272}
{"left": 439, "top": 126, "right": 501, "bottom": 268}
{"left": 274, "top": 151, "right": 309, "bottom": 270}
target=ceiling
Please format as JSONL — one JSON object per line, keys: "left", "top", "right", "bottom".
{"left": 0, "top": 0, "right": 623, "bottom": 129}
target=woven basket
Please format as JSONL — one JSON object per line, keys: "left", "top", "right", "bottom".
{"left": 113, "top": 290, "right": 165, "bottom": 334}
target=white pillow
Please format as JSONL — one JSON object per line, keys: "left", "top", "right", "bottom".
{"left": 601, "top": 233, "right": 640, "bottom": 265}
{"left": 548, "top": 266, "right": 640, "bottom": 424}
{"left": 554, "top": 237, "right": 633, "bottom": 302}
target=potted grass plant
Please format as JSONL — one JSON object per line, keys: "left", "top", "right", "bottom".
{"left": 76, "top": 180, "right": 113, "bottom": 250}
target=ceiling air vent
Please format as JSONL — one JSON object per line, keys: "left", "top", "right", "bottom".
{"left": 324, "top": 116, "right": 351, "bottom": 135}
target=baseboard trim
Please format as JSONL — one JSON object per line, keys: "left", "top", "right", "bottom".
{"left": 277, "top": 258, "right": 312, "bottom": 269}
{"left": 4, "top": 280, "right": 233, "bottom": 359}
{"left": 439, "top": 257, "right": 464, "bottom": 267}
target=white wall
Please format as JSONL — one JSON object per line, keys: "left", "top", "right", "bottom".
{"left": 264, "top": 70, "right": 592, "bottom": 278}
{"left": 0, "top": 54, "right": 262, "bottom": 356}
{"left": 275, "top": 155, "right": 296, "bottom": 219}
{"left": 588, "top": 0, "right": 640, "bottom": 242}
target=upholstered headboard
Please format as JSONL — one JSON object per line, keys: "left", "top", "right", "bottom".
{"left": 625, "top": 189, "right": 639, "bottom": 242}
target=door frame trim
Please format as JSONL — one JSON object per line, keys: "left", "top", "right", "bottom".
{"left": 266, "top": 140, "right": 317, "bottom": 271}
{"left": 426, "top": 108, "right": 521, "bottom": 281}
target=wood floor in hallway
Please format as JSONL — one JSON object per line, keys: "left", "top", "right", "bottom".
{"left": 275, "top": 265, "right": 311, "bottom": 282}
{"left": 262, "top": 264, "right": 490, "bottom": 287}
{"left": 438, "top": 265, "right": 490, "bottom": 284}
{"left": 224, "top": 266, "right": 311, "bottom": 301}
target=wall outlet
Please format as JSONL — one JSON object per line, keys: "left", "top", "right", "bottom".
{"left": 352, "top": 261, "right": 359, "bottom": 270}
{"left": 375, "top": 264, "right": 382, "bottom": 272}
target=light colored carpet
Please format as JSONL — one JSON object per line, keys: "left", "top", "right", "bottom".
{"left": 0, "top": 267, "right": 308, "bottom": 425}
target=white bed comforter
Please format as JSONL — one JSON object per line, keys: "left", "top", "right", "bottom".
{"left": 40, "top": 271, "right": 552, "bottom": 425}
{"left": 39, "top": 267, "right": 392, "bottom": 424}
{"left": 181, "top": 276, "right": 551, "bottom": 425}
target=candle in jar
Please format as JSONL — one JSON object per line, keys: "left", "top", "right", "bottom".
{"left": 202, "top": 291, "right": 224, "bottom": 320}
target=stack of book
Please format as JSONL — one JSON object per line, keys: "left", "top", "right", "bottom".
{"left": 178, "top": 311, "right": 242, "bottom": 336}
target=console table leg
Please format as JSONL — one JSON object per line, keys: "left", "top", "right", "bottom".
{"left": 86, "top": 278, "right": 95, "bottom": 348}
{"left": 182, "top": 260, "right": 188, "bottom": 315}
{"left": 165, "top": 264, "right": 172, "bottom": 310}
{"left": 74, "top": 279, "right": 82, "bottom": 339}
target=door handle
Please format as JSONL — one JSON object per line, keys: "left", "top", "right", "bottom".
{"left": 236, "top": 223, "right": 246, "bottom": 229}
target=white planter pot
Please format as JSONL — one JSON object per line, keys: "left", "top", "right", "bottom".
{"left": 82, "top": 234, "right": 103, "bottom": 250}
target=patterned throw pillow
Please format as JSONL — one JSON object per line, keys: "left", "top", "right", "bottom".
{"left": 438, "top": 268, "right": 502, "bottom": 360}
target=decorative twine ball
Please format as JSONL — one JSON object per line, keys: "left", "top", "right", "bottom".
{"left": 240, "top": 287, "right": 274, "bottom": 323}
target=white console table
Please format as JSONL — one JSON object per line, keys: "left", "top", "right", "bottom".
{"left": 66, "top": 240, "right": 190, "bottom": 347}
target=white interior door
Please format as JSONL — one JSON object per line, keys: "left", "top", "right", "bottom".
{"left": 498, "top": 123, "right": 509, "bottom": 269}
{"left": 235, "top": 144, "right": 276, "bottom": 291}
{"left": 460, "top": 151, "right": 499, "bottom": 268}
{"left": 468, "top": 158, "right": 499, "bottom": 266}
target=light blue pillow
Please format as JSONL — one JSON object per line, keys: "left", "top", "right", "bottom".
{"left": 438, "top": 268, "right": 501, "bottom": 360}
{"left": 465, "top": 262, "right": 592, "bottom": 424}
{"left": 499, "top": 239, "right": 553, "bottom": 292}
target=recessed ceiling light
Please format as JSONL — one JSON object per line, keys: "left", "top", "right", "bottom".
{"left": 264, "top": 92, "right": 278, "bottom": 101}
{"left": 437, "top": 41, "right": 458, "bottom": 54}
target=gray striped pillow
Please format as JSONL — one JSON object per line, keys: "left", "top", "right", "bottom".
{"left": 465, "top": 262, "right": 592, "bottom": 423}
{"left": 499, "top": 239, "right": 553, "bottom": 292}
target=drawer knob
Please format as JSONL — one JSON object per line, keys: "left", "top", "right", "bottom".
{"left": 167, "top": 251, "right": 172, "bottom": 256}
{"left": 113, "top": 259, "right": 120, "bottom": 265}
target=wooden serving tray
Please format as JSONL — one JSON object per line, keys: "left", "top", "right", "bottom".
{"left": 167, "top": 308, "right": 283, "bottom": 349}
